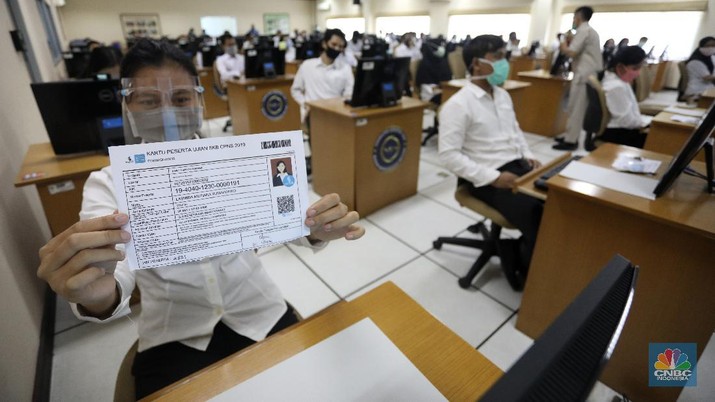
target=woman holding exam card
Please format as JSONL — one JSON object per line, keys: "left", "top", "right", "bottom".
{"left": 36, "top": 39, "right": 364, "bottom": 399}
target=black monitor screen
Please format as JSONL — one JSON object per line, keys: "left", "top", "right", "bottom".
{"left": 201, "top": 45, "right": 217, "bottom": 68}
{"left": 653, "top": 102, "right": 715, "bottom": 197}
{"left": 31, "top": 79, "right": 124, "bottom": 155}
{"left": 296, "top": 40, "right": 321, "bottom": 60}
{"left": 245, "top": 47, "right": 286, "bottom": 78}
{"left": 480, "top": 254, "right": 638, "bottom": 402}
{"left": 350, "top": 57, "right": 410, "bottom": 108}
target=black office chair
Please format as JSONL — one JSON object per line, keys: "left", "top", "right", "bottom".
{"left": 212, "top": 61, "right": 232, "bottom": 132}
{"left": 433, "top": 183, "right": 524, "bottom": 291}
{"left": 583, "top": 74, "right": 610, "bottom": 151}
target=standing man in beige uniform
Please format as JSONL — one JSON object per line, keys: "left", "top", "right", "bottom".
{"left": 553, "top": 6, "right": 603, "bottom": 150}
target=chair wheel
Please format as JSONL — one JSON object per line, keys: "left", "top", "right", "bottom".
{"left": 458, "top": 277, "right": 472, "bottom": 289}
{"left": 433, "top": 240, "right": 442, "bottom": 250}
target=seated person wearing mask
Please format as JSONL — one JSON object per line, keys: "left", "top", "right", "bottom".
{"left": 291, "top": 28, "right": 354, "bottom": 124}
{"left": 215, "top": 34, "right": 245, "bottom": 86}
{"left": 36, "top": 39, "right": 365, "bottom": 400}
{"left": 600, "top": 45, "right": 651, "bottom": 148}
{"left": 684, "top": 36, "right": 715, "bottom": 100}
{"left": 438, "top": 35, "right": 543, "bottom": 289}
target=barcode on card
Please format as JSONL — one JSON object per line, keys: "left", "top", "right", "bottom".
{"left": 277, "top": 195, "right": 295, "bottom": 214}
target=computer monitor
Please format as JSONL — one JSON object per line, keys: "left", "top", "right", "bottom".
{"left": 480, "top": 254, "right": 638, "bottom": 402}
{"left": 349, "top": 57, "right": 410, "bottom": 108}
{"left": 200, "top": 45, "right": 218, "bottom": 68}
{"left": 295, "top": 40, "right": 321, "bottom": 60}
{"left": 653, "top": 102, "right": 715, "bottom": 197}
{"left": 31, "top": 78, "right": 124, "bottom": 155}
{"left": 244, "top": 47, "right": 286, "bottom": 78}
{"left": 361, "top": 38, "right": 388, "bottom": 59}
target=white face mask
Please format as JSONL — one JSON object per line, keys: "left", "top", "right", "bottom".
{"left": 699, "top": 47, "right": 715, "bottom": 57}
{"left": 126, "top": 106, "right": 203, "bottom": 143}
{"left": 226, "top": 45, "right": 238, "bottom": 56}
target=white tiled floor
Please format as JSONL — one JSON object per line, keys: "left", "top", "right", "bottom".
{"left": 51, "top": 111, "right": 713, "bottom": 401}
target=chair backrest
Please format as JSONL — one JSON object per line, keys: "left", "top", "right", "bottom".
{"left": 583, "top": 74, "right": 610, "bottom": 136}
{"left": 634, "top": 65, "right": 651, "bottom": 102}
{"left": 448, "top": 47, "right": 466, "bottom": 79}
{"left": 677, "top": 60, "right": 688, "bottom": 101}
{"left": 212, "top": 61, "right": 227, "bottom": 99}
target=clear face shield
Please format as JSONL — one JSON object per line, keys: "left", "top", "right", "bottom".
{"left": 120, "top": 76, "right": 205, "bottom": 144}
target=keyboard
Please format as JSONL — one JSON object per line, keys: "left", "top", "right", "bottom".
{"left": 533, "top": 155, "right": 583, "bottom": 191}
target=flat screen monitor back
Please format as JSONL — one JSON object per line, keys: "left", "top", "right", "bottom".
{"left": 245, "top": 48, "right": 286, "bottom": 78}
{"left": 653, "top": 101, "right": 715, "bottom": 197}
{"left": 31, "top": 79, "right": 123, "bottom": 155}
{"left": 480, "top": 254, "right": 638, "bottom": 402}
{"left": 350, "top": 57, "right": 410, "bottom": 108}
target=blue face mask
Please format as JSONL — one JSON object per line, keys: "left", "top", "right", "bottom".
{"left": 478, "top": 58, "right": 510, "bottom": 86}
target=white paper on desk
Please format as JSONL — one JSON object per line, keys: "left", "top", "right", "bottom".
{"left": 664, "top": 106, "right": 706, "bottom": 118}
{"left": 109, "top": 131, "right": 310, "bottom": 270}
{"left": 210, "top": 318, "right": 447, "bottom": 402}
{"left": 670, "top": 114, "right": 701, "bottom": 124}
{"left": 559, "top": 161, "right": 658, "bottom": 200}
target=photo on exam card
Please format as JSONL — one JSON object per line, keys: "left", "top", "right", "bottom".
{"left": 271, "top": 157, "right": 295, "bottom": 187}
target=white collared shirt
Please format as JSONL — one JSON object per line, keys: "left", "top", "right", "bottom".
{"left": 215, "top": 53, "right": 245, "bottom": 85}
{"left": 71, "top": 167, "right": 324, "bottom": 353}
{"left": 438, "top": 82, "right": 534, "bottom": 187}
{"left": 394, "top": 43, "right": 422, "bottom": 61}
{"left": 290, "top": 57, "right": 354, "bottom": 107}
{"left": 602, "top": 71, "right": 650, "bottom": 129}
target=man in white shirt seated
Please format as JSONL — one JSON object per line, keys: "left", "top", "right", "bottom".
{"left": 215, "top": 34, "right": 244, "bottom": 87}
{"left": 394, "top": 33, "right": 422, "bottom": 61}
{"left": 290, "top": 28, "right": 354, "bottom": 123}
{"left": 439, "top": 35, "right": 543, "bottom": 289}
{"left": 600, "top": 45, "right": 651, "bottom": 148}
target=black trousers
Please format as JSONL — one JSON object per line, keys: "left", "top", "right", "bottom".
{"left": 600, "top": 127, "right": 647, "bottom": 149}
{"left": 132, "top": 305, "right": 299, "bottom": 400}
{"left": 462, "top": 159, "right": 544, "bottom": 267}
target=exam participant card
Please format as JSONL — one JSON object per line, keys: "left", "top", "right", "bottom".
{"left": 109, "top": 131, "right": 310, "bottom": 270}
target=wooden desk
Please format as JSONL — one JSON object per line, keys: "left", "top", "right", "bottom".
{"left": 143, "top": 282, "right": 502, "bottom": 401}
{"left": 307, "top": 97, "right": 427, "bottom": 216}
{"left": 285, "top": 60, "right": 300, "bottom": 75}
{"left": 226, "top": 75, "right": 301, "bottom": 135}
{"left": 197, "top": 67, "right": 229, "bottom": 120}
{"left": 14, "top": 143, "right": 109, "bottom": 236}
{"left": 516, "top": 70, "right": 571, "bottom": 136}
{"left": 698, "top": 87, "right": 715, "bottom": 109}
{"left": 508, "top": 56, "right": 547, "bottom": 81}
{"left": 649, "top": 61, "right": 669, "bottom": 92}
{"left": 517, "top": 143, "right": 715, "bottom": 402}
{"left": 644, "top": 110, "right": 705, "bottom": 162}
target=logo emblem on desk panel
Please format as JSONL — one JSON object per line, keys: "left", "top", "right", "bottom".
{"left": 373, "top": 127, "right": 407, "bottom": 171}
{"left": 261, "top": 90, "right": 288, "bottom": 121}
{"left": 649, "top": 343, "right": 697, "bottom": 387}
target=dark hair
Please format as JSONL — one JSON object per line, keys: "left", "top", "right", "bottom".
{"left": 688, "top": 36, "right": 715, "bottom": 74}
{"left": 120, "top": 38, "right": 198, "bottom": 78}
{"left": 84, "top": 46, "right": 121, "bottom": 77}
{"left": 575, "top": 6, "right": 594, "bottom": 21}
{"left": 608, "top": 46, "right": 646, "bottom": 70}
{"left": 462, "top": 34, "right": 505, "bottom": 68}
{"left": 323, "top": 28, "right": 346, "bottom": 46}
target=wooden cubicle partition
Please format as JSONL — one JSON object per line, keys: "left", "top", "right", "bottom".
{"left": 307, "top": 97, "right": 427, "bottom": 216}
{"left": 508, "top": 56, "right": 546, "bottom": 81}
{"left": 15, "top": 143, "right": 109, "bottom": 236}
{"left": 226, "top": 75, "right": 301, "bottom": 135}
{"left": 197, "top": 67, "right": 229, "bottom": 120}
{"left": 516, "top": 70, "right": 571, "bottom": 136}
{"left": 644, "top": 110, "right": 706, "bottom": 162}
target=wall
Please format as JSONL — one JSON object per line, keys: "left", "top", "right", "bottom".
{"left": 58, "top": 0, "right": 317, "bottom": 46}
{"left": 0, "top": 1, "right": 56, "bottom": 399}
{"left": 317, "top": 0, "right": 713, "bottom": 48}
